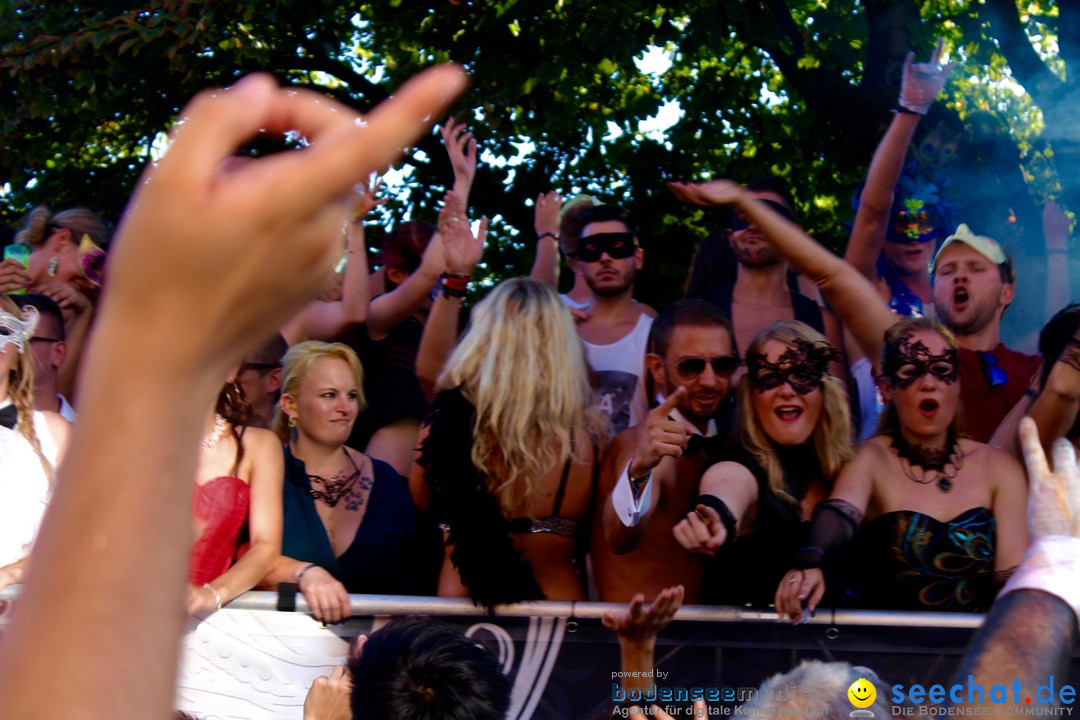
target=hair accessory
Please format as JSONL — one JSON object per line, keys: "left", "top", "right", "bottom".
{"left": 746, "top": 338, "right": 838, "bottom": 395}
{"left": 78, "top": 233, "right": 107, "bottom": 288}
{"left": 0, "top": 306, "right": 39, "bottom": 354}
{"left": 882, "top": 333, "right": 959, "bottom": 388}
{"left": 203, "top": 583, "right": 222, "bottom": 611}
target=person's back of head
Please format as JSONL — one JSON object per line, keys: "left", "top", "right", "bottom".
{"left": 741, "top": 660, "right": 892, "bottom": 720}
{"left": 348, "top": 617, "right": 510, "bottom": 720}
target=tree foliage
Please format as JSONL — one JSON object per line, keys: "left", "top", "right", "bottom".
{"left": 0, "top": 1, "right": 1075, "bottom": 305}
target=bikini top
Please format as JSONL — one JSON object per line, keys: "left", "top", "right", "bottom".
{"left": 506, "top": 454, "right": 579, "bottom": 537}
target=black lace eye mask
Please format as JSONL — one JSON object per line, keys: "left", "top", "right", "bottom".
{"left": 746, "top": 339, "right": 838, "bottom": 395}
{"left": 882, "top": 333, "right": 959, "bottom": 389}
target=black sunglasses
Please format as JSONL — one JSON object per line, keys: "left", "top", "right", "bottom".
{"left": 573, "top": 232, "right": 636, "bottom": 262}
{"left": 672, "top": 355, "right": 740, "bottom": 379}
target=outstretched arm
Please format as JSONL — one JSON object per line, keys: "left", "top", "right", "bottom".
{"left": 415, "top": 191, "right": 487, "bottom": 401}
{"left": 669, "top": 180, "right": 896, "bottom": 369}
{"left": 846, "top": 39, "right": 954, "bottom": 279}
{"left": 529, "top": 191, "right": 563, "bottom": 286}
{"left": 0, "top": 67, "right": 466, "bottom": 720}
{"left": 602, "top": 584, "right": 684, "bottom": 695}
{"left": 280, "top": 181, "right": 379, "bottom": 344}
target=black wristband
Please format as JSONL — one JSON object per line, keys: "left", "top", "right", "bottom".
{"left": 694, "top": 494, "right": 737, "bottom": 547}
{"left": 537, "top": 231, "right": 558, "bottom": 242}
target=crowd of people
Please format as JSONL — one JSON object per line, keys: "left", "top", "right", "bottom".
{"left": 0, "top": 43, "right": 1078, "bottom": 720}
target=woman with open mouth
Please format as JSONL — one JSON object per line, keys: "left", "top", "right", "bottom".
{"left": 672, "top": 319, "right": 854, "bottom": 607}
{"left": 774, "top": 317, "right": 1027, "bottom": 621}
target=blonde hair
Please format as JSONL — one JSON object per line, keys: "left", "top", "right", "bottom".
{"left": 0, "top": 295, "right": 53, "bottom": 483}
{"left": 875, "top": 317, "right": 964, "bottom": 438}
{"left": 437, "top": 277, "right": 607, "bottom": 513}
{"left": 737, "top": 320, "right": 853, "bottom": 502}
{"left": 272, "top": 341, "right": 366, "bottom": 443}
{"left": 15, "top": 205, "right": 112, "bottom": 248}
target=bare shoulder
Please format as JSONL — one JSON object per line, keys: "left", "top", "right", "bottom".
{"left": 963, "top": 438, "right": 1024, "bottom": 480}
{"left": 241, "top": 426, "right": 283, "bottom": 453}
{"left": 860, "top": 436, "right": 893, "bottom": 462}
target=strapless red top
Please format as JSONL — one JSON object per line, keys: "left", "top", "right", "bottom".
{"left": 189, "top": 476, "right": 250, "bottom": 586}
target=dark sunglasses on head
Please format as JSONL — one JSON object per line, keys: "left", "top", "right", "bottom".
{"left": 672, "top": 354, "right": 740, "bottom": 379}
{"left": 573, "top": 232, "right": 636, "bottom": 262}
{"left": 731, "top": 199, "right": 795, "bottom": 232}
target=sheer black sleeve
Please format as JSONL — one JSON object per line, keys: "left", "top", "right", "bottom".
{"left": 793, "top": 498, "right": 864, "bottom": 569}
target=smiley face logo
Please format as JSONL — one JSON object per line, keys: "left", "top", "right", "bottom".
{"left": 848, "top": 678, "right": 877, "bottom": 709}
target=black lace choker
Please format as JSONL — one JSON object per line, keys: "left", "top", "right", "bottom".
{"left": 890, "top": 427, "right": 963, "bottom": 493}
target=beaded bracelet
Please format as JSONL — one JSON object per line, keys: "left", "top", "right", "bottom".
{"left": 441, "top": 272, "right": 470, "bottom": 299}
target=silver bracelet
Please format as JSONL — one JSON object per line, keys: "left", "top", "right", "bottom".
{"left": 202, "top": 582, "right": 222, "bottom": 611}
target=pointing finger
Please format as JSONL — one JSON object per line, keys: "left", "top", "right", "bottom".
{"left": 657, "top": 386, "right": 687, "bottom": 416}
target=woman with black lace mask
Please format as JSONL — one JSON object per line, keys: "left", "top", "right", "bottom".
{"left": 672, "top": 320, "right": 853, "bottom": 607}
{"left": 775, "top": 317, "right": 1028, "bottom": 621}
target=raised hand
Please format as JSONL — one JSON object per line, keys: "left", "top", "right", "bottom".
{"left": 534, "top": 191, "right": 563, "bottom": 238}
{"left": 601, "top": 584, "right": 684, "bottom": 643}
{"left": 1019, "top": 416, "right": 1080, "bottom": 538}
{"left": 437, "top": 191, "right": 487, "bottom": 276}
{"left": 898, "top": 38, "right": 956, "bottom": 115}
{"left": 108, "top": 66, "right": 466, "bottom": 374}
{"left": 667, "top": 180, "right": 745, "bottom": 208}
{"left": 629, "top": 387, "right": 691, "bottom": 479}
{"left": 441, "top": 116, "right": 477, "bottom": 202}
{"left": 351, "top": 174, "right": 387, "bottom": 222}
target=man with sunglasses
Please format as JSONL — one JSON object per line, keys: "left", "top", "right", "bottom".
{"left": 593, "top": 299, "right": 737, "bottom": 603}
{"left": 13, "top": 294, "right": 74, "bottom": 421}
{"left": 574, "top": 205, "right": 653, "bottom": 434}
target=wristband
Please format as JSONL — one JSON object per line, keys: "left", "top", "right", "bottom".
{"left": 537, "top": 231, "right": 558, "bottom": 242}
{"left": 440, "top": 272, "right": 469, "bottom": 299}
{"left": 203, "top": 582, "right": 223, "bottom": 611}
{"left": 793, "top": 545, "right": 826, "bottom": 569}
{"left": 296, "top": 563, "right": 318, "bottom": 585}
{"left": 894, "top": 105, "right": 922, "bottom": 116}
{"left": 694, "top": 494, "right": 737, "bottom": 548}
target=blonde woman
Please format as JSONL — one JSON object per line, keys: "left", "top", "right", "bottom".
{"left": 413, "top": 277, "right": 608, "bottom": 608}
{"left": 261, "top": 341, "right": 417, "bottom": 624}
{"left": 775, "top": 318, "right": 1026, "bottom": 620}
{"left": 0, "top": 295, "right": 70, "bottom": 590}
{"left": 672, "top": 320, "right": 853, "bottom": 606}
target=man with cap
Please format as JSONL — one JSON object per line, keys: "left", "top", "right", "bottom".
{"left": 932, "top": 224, "right": 1040, "bottom": 442}
{"left": 668, "top": 178, "right": 1037, "bottom": 443}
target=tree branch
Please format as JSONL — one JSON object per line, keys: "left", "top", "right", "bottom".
{"left": 981, "top": 0, "right": 1062, "bottom": 108}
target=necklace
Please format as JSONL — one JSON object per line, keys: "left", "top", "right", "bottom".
{"left": 890, "top": 427, "right": 963, "bottom": 493}
{"left": 201, "top": 415, "right": 228, "bottom": 450}
{"left": 307, "top": 449, "right": 367, "bottom": 508}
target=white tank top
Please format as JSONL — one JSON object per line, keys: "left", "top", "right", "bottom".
{"left": 581, "top": 313, "right": 653, "bottom": 434}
